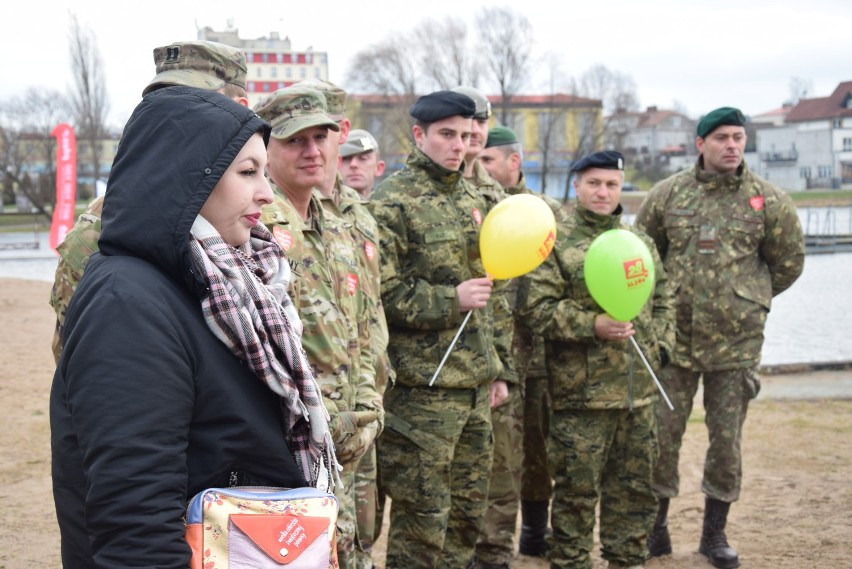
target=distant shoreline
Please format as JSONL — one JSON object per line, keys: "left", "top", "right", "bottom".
{"left": 620, "top": 192, "right": 852, "bottom": 211}
{"left": 759, "top": 360, "right": 852, "bottom": 375}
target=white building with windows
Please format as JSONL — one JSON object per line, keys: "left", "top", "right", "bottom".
{"left": 605, "top": 106, "right": 697, "bottom": 172}
{"left": 197, "top": 25, "right": 329, "bottom": 109}
{"left": 756, "top": 81, "right": 852, "bottom": 191}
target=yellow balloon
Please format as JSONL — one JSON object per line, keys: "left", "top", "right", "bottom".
{"left": 480, "top": 194, "right": 557, "bottom": 280}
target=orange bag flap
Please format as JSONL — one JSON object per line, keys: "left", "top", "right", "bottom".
{"left": 229, "top": 514, "right": 329, "bottom": 564}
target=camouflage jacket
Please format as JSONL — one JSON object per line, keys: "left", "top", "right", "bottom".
{"left": 502, "top": 174, "right": 569, "bottom": 380}
{"left": 635, "top": 160, "right": 805, "bottom": 371}
{"left": 368, "top": 147, "right": 518, "bottom": 390}
{"left": 519, "top": 204, "right": 675, "bottom": 410}
{"left": 49, "top": 196, "right": 105, "bottom": 362}
{"left": 261, "top": 188, "right": 383, "bottom": 444}
{"left": 465, "top": 160, "right": 519, "bottom": 389}
{"left": 316, "top": 177, "right": 393, "bottom": 393}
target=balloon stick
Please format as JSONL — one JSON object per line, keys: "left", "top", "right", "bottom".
{"left": 629, "top": 336, "right": 674, "bottom": 411}
{"left": 429, "top": 310, "right": 473, "bottom": 387}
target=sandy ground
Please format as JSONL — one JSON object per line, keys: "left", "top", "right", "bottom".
{"left": 2, "top": 277, "right": 851, "bottom": 568}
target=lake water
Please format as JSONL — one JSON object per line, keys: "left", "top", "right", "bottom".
{"left": 762, "top": 251, "right": 852, "bottom": 365}
{"left": 1, "top": 228, "right": 850, "bottom": 367}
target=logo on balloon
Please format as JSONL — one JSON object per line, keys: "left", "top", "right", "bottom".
{"left": 479, "top": 194, "right": 557, "bottom": 280}
{"left": 623, "top": 258, "right": 649, "bottom": 288}
{"left": 584, "top": 229, "right": 655, "bottom": 321}
{"left": 539, "top": 230, "right": 556, "bottom": 261}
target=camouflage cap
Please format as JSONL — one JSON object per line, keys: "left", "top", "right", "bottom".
{"left": 142, "top": 40, "right": 247, "bottom": 96}
{"left": 297, "top": 78, "right": 347, "bottom": 120}
{"left": 340, "top": 129, "right": 379, "bottom": 158}
{"left": 253, "top": 85, "right": 341, "bottom": 140}
{"left": 451, "top": 85, "right": 492, "bottom": 120}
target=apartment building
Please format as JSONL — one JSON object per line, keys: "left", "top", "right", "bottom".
{"left": 757, "top": 81, "right": 852, "bottom": 191}
{"left": 197, "top": 25, "right": 329, "bottom": 109}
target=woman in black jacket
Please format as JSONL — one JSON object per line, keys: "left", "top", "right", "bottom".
{"left": 50, "top": 86, "right": 336, "bottom": 568}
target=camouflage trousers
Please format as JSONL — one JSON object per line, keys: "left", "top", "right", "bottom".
{"left": 549, "top": 406, "right": 658, "bottom": 569}
{"left": 378, "top": 383, "right": 493, "bottom": 569}
{"left": 335, "top": 463, "right": 359, "bottom": 569}
{"left": 522, "top": 374, "right": 552, "bottom": 502}
{"left": 474, "top": 385, "right": 524, "bottom": 565}
{"left": 353, "top": 442, "right": 380, "bottom": 569}
{"left": 652, "top": 365, "right": 759, "bottom": 503}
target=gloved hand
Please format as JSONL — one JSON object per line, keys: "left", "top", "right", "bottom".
{"left": 336, "top": 420, "right": 380, "bottom": 465}
{"left": 332, "top": 410, "right": 380, "bottom": 446}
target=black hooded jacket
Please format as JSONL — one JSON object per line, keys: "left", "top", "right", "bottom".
{"left": 50, "top": 87, "right": 306, "bottom": 568}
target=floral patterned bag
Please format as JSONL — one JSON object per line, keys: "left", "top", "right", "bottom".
{"left": 185, "top": 486, "right": 339, "bottom": 568}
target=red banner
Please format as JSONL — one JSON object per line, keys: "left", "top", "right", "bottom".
{"left": 49, "top": 123, "right": 78, "bottom": 253}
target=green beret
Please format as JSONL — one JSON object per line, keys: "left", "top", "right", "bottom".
{"left": 697, "top": 107, "right": 746, "bottom": 138}
{"left": 409, "top": 90, "right": 476, "bottom": 122}
{"left": 485, "top": 126, "right": 518, "bottom": 148}
{"left": 570, "top": 150, "right": 624, "bottom": 173}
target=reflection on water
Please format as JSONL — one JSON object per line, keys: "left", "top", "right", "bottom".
{"left": 1, "top": 234, "right": 850, "bottom": 367}
{"left": 798, "top": 206, "right": 852, "bottom": 236}
{"left": 0, "top": 257, "right": 59, "bottom": 283}
{"left": 762, "top": 252, "right": 852, "bottom": 366}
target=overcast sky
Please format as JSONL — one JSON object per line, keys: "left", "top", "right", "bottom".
{"left": 3, "top": 0, "right": 849, "bottom": 128}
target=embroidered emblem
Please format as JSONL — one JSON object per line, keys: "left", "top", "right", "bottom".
{"left": 273, "top": 227, "right": 293, "bottom": 250}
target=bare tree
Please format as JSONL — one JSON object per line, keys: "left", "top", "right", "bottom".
{"left": 68, "top": 12, "right": 110, "bottom": 197}
{"left": 578, "top": 64, "right": 640, "bottom": 116}
{"left": 413, "top": 17, "right": 479, "bottom": 89}
{"left": 344, "top": 36, "right": 422, "bottom": 96}
{"left": 787, "top": 76, "right": 813, "bottom": 106}
{"left": 542, "top": 64, "right": 639, "bottom": 202}
{"left": 0, "top": 87, "right": 72, "bottom": 218}
{"left": 671, "top": 99, "right": 690, "bottom": 117}
{"left": 474, "top": 7, "right": 534, "bottom": 124}
{"left": 534, "top": 53, "right": 571, "bottom": 196}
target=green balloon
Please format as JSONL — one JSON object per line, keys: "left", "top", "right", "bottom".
{"left": 583, "top": 229, "right": 655, "bottom": 321}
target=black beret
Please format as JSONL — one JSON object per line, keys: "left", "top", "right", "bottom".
{"left": 697, "top": 107, "right": 746, "bottom": 138}
{"left": 409, "top": 90, "right": 476, "bottom": 122}
{"left": 570, "top": 150, "right": 624, "bottom": 173}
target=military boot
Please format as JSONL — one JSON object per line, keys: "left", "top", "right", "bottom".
{"left": 519, "top": 500, "right": 550, "bottom": 557}
{"left": 647, "top": 497, "right": 672, "bottom": 557}
{"left": 699, "top": 498, "right": 741, "bottom": 569}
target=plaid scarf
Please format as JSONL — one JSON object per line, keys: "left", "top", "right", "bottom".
{"left": 189, "top": 216, "right": 339, "bottom": 491}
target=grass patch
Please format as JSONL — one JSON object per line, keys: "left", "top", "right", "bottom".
{"left": 789, "top": 189, "right": 852, "bottom": 202}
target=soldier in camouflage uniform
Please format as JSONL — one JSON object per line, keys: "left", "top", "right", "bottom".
{"left": 519, "top": 151, "right": 676, "bottom": 569}
{"left": 49, "top": 39, "right": 250, "bottom": 361}
{"left": 449, "top": 89, "right": 522, "bottom": 569}
{"left": 635, "top": 107, "right": 805, "bottom": 569}
{"left": 339, "top": 129, "right": 386, "bottom": 198}
{"left": 368, "top": 90, "right": 518, "bottom": 569}
{"left": 254, "top": 86, "right": 384, "bottom": 569}
{"left": 479, "top": 126, "right": 565, "bottom": 561}
{"left": 296, "top": 78, "right": 391, "bottom": 569}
